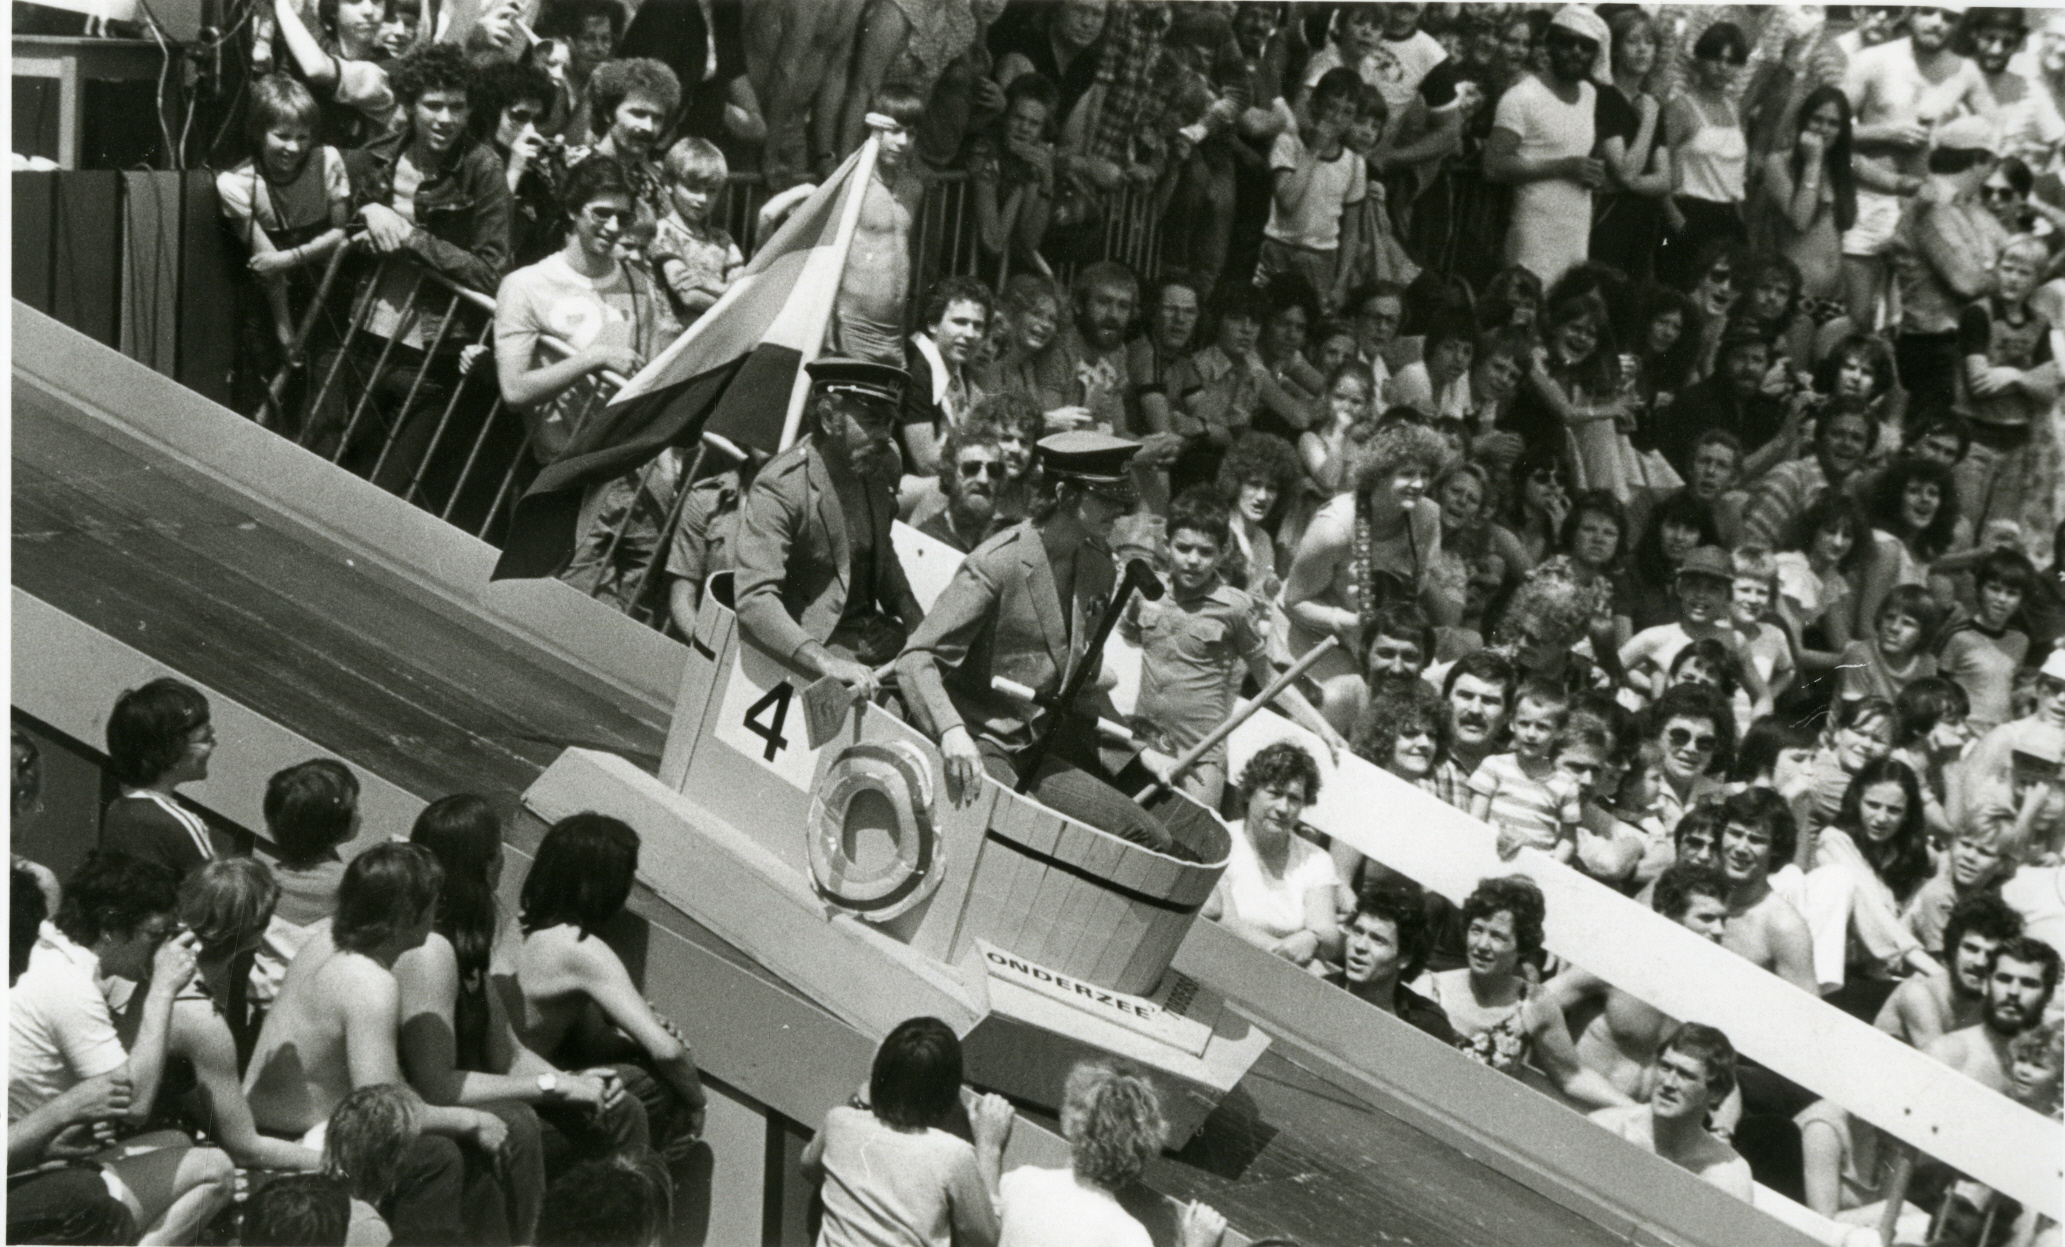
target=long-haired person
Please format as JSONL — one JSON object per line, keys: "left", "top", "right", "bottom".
{"left": 802, "top": 1017, "right": 1014, "bottom": 1247}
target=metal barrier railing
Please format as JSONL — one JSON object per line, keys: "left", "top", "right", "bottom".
{"left": 247, "top": 168, "right": 1168, "bottom": 630}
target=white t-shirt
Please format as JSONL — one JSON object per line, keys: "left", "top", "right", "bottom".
{"left": 813, "top": 1106, "right": 998, "bottom": 1247}
{"left": 1214, "top": 823, "right": 1339, "bottom": 942}
{"left": 997, "top": 1167, "right": 1150, "bottom": 1247}
{"left": 1264, "top": 131, "right": 1367, "bottom": 252}
{"left": 9, "top": 923, "right": 127, "bottom": 1121}
{"left": 1385, "top": 359, "right": 1471, "bottom": 421}
{"left": 495, "top": 252, "right": 655, "bottom": 447}
{"left": 2002, "top": 865, "right": 2065, "bottom": 959}
{"left": 1494, "top": 74, "right": 1596, "bottom": 286}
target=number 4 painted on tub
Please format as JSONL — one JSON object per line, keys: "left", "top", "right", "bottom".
{"left": 743, "top": 682, "right": 794, "bottom": 760}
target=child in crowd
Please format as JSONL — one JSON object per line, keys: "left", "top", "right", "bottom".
{"left": 1667, "top": 636, "right": 1743, "bottom": 704}
{"left": 1299, "top": 361, "right": 1377, "bottom": 494}
{"left": 1958, "top": 234, "right": 2059, "bottom": 536}
{"left": 1777, "top": 490, "right": 1869, "bottom": 675}
{"left": 217, "top": 75, "right": 351, "bottom": 357}
{"left": 1837, "top": 585, "right": 1943, "bottom": 706}
{"left": 1619, "top": 546, "right": 1771, "bottom": 716}
{"left": 1889, "top": 677, "right": 1972, "bottom": 840}
{"left": 1728, "top": 546, "right": 1795, "bottom": 723}
{"left": 1555, "top": 720, "right": 1641, "bottom": 880}
{"left": 251, "top": 759, "right": 362, "bottom": 1006}
{"left": 1905, "top": 822, "right": 2014, "bottom": 957}
{"left": 1260, "top": 67, "right": 1366, "bottom": 311}
{"left": 1124, "top": 488, "right": 1343, "bottom": 810}
{"left": 650, "top": 136, "right": 744, "bottom": 321}
{"left": 1469, "top": 678, "right": 1577, "bottom": 860}
{"left": 1802, "top": 696, "right": 1897, "bottom": 835}
{"left": 1612, "top": 739, "right": 1675, "bottom": 886}
{"left": 1338, "top": 83, "right": 1419, "bottom": 290}
{"left": 1937, "top": 549, "right": 2036, "bottom": 732}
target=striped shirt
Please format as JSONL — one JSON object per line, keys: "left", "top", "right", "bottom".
{"left": 1469, "top": 753, "right": 1568, "bottom": 850}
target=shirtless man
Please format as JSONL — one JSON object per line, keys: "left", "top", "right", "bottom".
{"left": 1546, "top": 864, "right": 1732, "bottom": 1099}
{"left": 829, "top": 87, "right": 921, "bottom": 366}
{"left": 1589, "top": 1023, "right": 1755, "bottom": 1201}
{"left": 1713, "top": 790, "right": 1818, "bottom": 994}
{"left": 511, "top": 814, "right": 708, "bottom": 1151}
{"left": 1841, "top": 4, "right": 1994, "bottom": 326}
{"left": 244, "top": 843, "right": 515, "bottom": 1243}
{"left": 1876, "top": 893, "right": 2025, "bottom": 1050}
{"left": 1925, "top": 936, "right": 2059, "bottom": 1095}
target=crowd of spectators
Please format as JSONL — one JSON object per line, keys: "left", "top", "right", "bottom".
{"left": 61, "top": 0, "right": 2065, "bottom": 1242}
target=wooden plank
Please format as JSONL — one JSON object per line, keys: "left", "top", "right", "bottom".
{"left": 13, "top": 304, "right": 685, "bottom": 718}
{"left": 1225, "top": 713, "right": 2065, "bottom": 1217}
{"left": 14, "top": 588, "right": 429, "bottom": 861}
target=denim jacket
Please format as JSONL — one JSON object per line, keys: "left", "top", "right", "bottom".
{"left": 345, "top": 125, "right": 512, "bottom": 297}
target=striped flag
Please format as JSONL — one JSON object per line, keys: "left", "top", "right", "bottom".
{"left": 492, "top": 136, "right": 879, "bottom": 580}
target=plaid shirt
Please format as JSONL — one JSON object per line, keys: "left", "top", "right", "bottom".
{"left": 1086, "top": 3, "right": 1173, "bottom": 165}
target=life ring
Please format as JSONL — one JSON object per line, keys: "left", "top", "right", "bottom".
{"left": 806, "top": 741, "right": 942, "bottom": 921}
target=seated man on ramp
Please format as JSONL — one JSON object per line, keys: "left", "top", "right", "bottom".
{"left": 732, "top": 357, "right": 926, "bottom": 696}
{"left": 895, "top": 431, "right": 1219, "bottom": 861}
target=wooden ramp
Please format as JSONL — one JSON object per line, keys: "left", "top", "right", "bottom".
{"left": 12, "top": 303, "right": 1695, "bottom": 1247}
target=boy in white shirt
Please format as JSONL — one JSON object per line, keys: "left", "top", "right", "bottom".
{"left": 1258, "top": 67, "right": 1366, "bottom": 312}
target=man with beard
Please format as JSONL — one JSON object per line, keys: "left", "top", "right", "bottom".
{"left": 1842, "top": 3, "right": 1991, "bottom": 329}
{"left": 1877, "top": 893, "right": 2025, "bottom": 1049}
{"left": 1926, "top": 936, "right": 2061, "bottom": 1093}
{"left": 1966, "top": 10, "right": 2065, "bottom": 181}
{"left": 1742, "top": 404, "right": 1878, "bottom": 549}
{"left": 733, "top": 359, "right": 926, "bottom": 700}
{"left": 900, "top": 277, "right": 994, "bottom": 485}
{"left": 1045, "top": 262, "right": 1186, "bottom": 492}
{"left": 916, "top": 425, "right": 1005, "bottom": 555}
{"left": 1341, "top": 882, "right": 1457, "bottom": 1045}
{"left": 1654, "top": 324, "right": 1800, "bottom": 480}
{"left": 896, "top": 433, "right": 1218, "bottom": 859}
{"left": 1713, "top": 790, "right": 1818, "bottom": 994}
{"left": 1438, "top": 649, "right": 1516, "bottom": 778}
{"left": 1484, "top": 5, "right": 1606, "bottom": 287}
{"left": 1589, "top": 1024, "right": 1754, "bottom": 1201}
{"left": 1545, "top": 864, "right": 1733, "bottom": 1100}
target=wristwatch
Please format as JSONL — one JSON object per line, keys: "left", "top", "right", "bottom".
{"left": 536, "top": 1073, "right": 559, "bottom": 1097}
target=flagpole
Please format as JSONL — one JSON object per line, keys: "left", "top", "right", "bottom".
{"left": 775, "top": 133, "right": 881, "bottom": 452}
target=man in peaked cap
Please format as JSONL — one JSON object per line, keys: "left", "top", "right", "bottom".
{"left": 896, "top": 432, "right": 1219, "bottom": 860}
{"left": 732, "top": 357, "right": 926, "bottom": 698}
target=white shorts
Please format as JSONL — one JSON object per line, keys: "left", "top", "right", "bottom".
{"left": 1841, "top": 189, "right": 1903, "bottom": 258}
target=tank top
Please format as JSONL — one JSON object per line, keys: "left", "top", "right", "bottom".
{"left": 1677, "top": 94, "right": 1747, "bottom": 205}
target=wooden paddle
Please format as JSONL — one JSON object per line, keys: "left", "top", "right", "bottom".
{"left": 1134, "top": 636, "right": 1343, "bottom": 804}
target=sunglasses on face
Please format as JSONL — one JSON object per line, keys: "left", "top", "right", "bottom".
{"left": 583, "top": 205, "right": 632, "bottom": 224}
{"left": 957, "top": 460, "right": 1005, "bottom": 480}
{"left": 1982, "top": 185, "right": 2019, "bottom": 202}
{"left": 1666, "top": 726, "right": 1719, "bottom": 752}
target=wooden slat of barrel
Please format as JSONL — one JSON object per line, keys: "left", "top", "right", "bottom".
{"left": 1120, "top": 905, "right": 1188, "bottom": 997}
{"left": 1015, "top": 849, "right": 1076, "bottom": 968}
{"left": 1090, "top": 891, "right": 1156, "bottom": 988}
{"left": 1039, "top": 855, "right": 1105, "bottom": 978}
{"left": 1166, "top": 853, "right": 1227, "bottom": 909}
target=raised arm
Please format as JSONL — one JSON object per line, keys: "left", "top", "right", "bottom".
{"left": 272, "top": 0, "right": 340, "bottom": 90}
{"left": 836, "top": 0, "right": 907, "bottom": 160}
{"left": 121, "top": 932, "right": 200, "bottom": 1128}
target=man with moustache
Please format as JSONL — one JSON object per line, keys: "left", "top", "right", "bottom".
{"left": 732, "top": 359, "right": 926, "bottom": 700}
{"left": 1545, "top": 864, "right": 1733, "bottom": 1100}
{"left": 1654, "top": 325, "right": 1800, "bottom": 480}
{"left": 1877, "top": 893, "right": 2025, "bottom": 1049}
{"left": 916, "top": 426, "right": 1006, "bottom": 555}
{"left": 1589, "top": 1024, "right": 1755, "bottom": 1201}
{"left": 1927, "top": 936, "right": 2061, "bottom": 1094}
{"left": 1965, "top": 8, "right": 2065, "bottom": 169}
{"left": 896, "top": 433, "right": 1217, "bottom": 859}
{"left": 1438, "top": 650, "right": 1517, "bottom": 780}
{"left": 1842, "top": 3, "right": 1990, "bottom": 328}
{"left": 1340, "top": 882, "right": 1457, "bottom": 1044}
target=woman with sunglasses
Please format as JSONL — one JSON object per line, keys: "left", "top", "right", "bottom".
{"left": 1501, "top": 445, "right": 1570, "bottom": 568}
{"left": 1660, "top": 23, "right": 1751, "bottom": 289}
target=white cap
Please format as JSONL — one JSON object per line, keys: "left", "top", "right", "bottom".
{"left": 2042, "top": 649, "right": 2065, "bottom": 682}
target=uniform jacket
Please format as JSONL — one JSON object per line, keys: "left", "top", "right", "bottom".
{"left": 732, "top": 436, "right": 922, "bottom": 664}
{"left": 896, "top": 520, "right": 1117, "bottom": 752}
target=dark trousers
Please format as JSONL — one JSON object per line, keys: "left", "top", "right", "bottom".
{"left": 7, "top": 1166, "right": 138, "bottom": 1245}
{"left": 1732, "top": 1059, "right": 1817, "bottom": 1203}
{"left": 979, "top": 727, "right": 1215, "bottom": 862}
{"left": 383, "top": 1101, "right": 542, "bottom": 1247}
{"left": 305, "top": 336, "right": 464, "bottom": 499}
{"left": 536, "top": 1062, "right": 654, "bottom": 1177}
{"left": 1895, "top": 330, "right": 1963, "bottom": 424}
